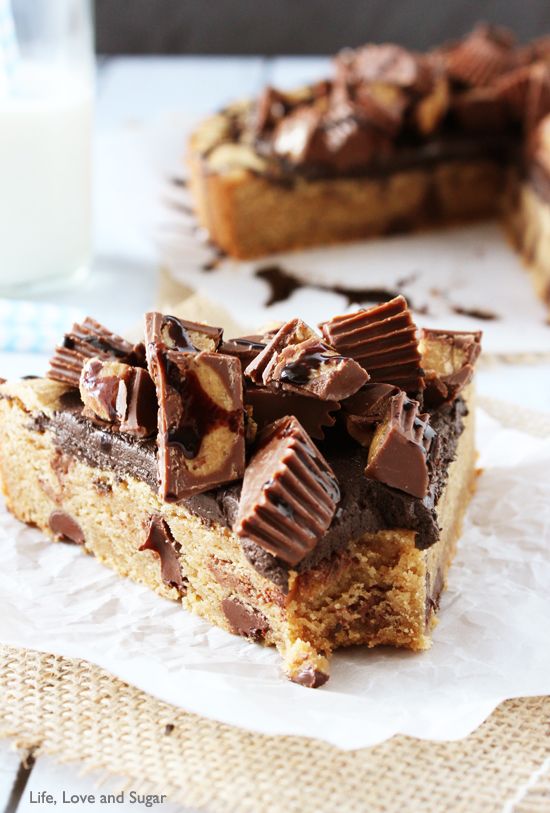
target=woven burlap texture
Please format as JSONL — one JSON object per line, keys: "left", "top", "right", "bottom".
{"left": 0, "top": 397, "right": 548, "bottom": 813}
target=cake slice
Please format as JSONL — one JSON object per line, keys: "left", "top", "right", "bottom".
{"left": 187, "top": 26, "right": 550, "bottom": 308}
{"left": 0, "top": 302, "right": 481, "bottom": 686}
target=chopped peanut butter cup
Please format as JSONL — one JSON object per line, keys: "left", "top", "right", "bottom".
{"left": 147, "top": 344, "right": 245, "bottom": 501}
{"left": 419, "top": 328, "right": 481, "bottom": 409}
{"left": 145, "top": 312, "right": 223, "bottom": 354}
{"left": 235, "top": 416, "right": 340, "bottom": 566}
{"left": 245, "top": 385, "right": 340, "bottom": 440}
{"left": 245, "top": 319, "right": 368, "bottom": 400}
{"left": 48, "top": 317, "right": 143, "bottom": 388}
{"left": 79, "top": 357, "right": 158, "bottom": 438}
{"left": 342, "top": 382, "right": 400, "bottom": 446}
{"left": 320, "top": 296, "right": 424, "bottom": 394}
{"left": 219, "top": 335, "right": 267, "bottom": 368}
{"left": 365, "top": 391, "right": 435, "bottom": 498}
{"left": 443, "top": 24, "right": 517, "bottom": 88}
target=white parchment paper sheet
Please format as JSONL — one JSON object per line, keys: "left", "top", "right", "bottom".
{"left": 0, "top": 409, "right": 548, "bottom": 750}
{"left": 159, "top": 185, "right": 550, "bottom": 356}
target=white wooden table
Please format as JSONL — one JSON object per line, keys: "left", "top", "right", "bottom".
{"left": 0, "top": 55, "right": 549, "bottom": 812}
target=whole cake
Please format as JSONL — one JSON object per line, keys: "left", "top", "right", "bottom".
{"left": 0, "top": 299, "right": 481, "bottom": 686}
{"left": 188, "top": 25, "right": 550, "bottom": 308}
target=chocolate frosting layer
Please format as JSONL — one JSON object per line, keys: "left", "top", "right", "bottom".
{"left": 37, "top": 391, "right": 466, "bottom": 591}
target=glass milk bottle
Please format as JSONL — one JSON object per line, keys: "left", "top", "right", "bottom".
{"left": 0, "top": 0, "right": 93, "bottom": 292}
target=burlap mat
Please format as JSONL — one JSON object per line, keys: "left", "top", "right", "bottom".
{"left": 0, "top": 398, "right": 549, "bottom": 813}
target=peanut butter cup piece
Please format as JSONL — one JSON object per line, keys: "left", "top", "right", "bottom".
{"left": 245, "top": 385, "right": 340, "bottom": 440}
{"left": 526, "top": 63, "right": 550, "bottom": 131}
{"left": 347, "top": 81, "right": 409, "bottom": 136}
{"left": 336, "top": 44, "right": 432, "bottom": 92}
{"left": 419, "top": 328, "right": 481, "bottom": 408}
{"left": 342, "top": 382, "right": 400, "bottom": 446}
{"left": 496, "top": 62, "right": 550, "bottom": 130}
{"left": 320, "top": 296, "right": 424, "bottom": 395}
{"left": 234, "top": 416, "right": 340, "bottom": 566}
{"left": 48, "top": 317, "right": 143, "bottom": 388}
{"left": 145, "top": 312, "right": 222, "bottom": 354}
{"left": 452, "top": 86, "right": 508, "bottom": 132}
{"left": 79, "top": 357, "right": 157, "bottom": 438}
{"left": 443, "top": 24, "right": 516, "bottom": 88}
{"left": 246, "top": 319, "right": 368, "bottom": 400}
{"left": 147, "top": 341, "right": 245, "bottom": 501}
{"left": 364, "top": 392, "right": 435, "bottom": 498}
{"left": 268, "top": 337, "right": 369, "bottom": 400}
{"left": 245, "top": 319, "right": 319, "bottom": 384}
{"left": 219, "top": 335, "right": 267, "bottom": 368}
{"left": 271, "top": 105, "right": 328, "bottom": 166}
{"left": 254, "top": 86, "right": 293, "bottom": 134}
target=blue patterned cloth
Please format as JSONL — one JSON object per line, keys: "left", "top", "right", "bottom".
{"left": 0, "top": 299, "right": 83, "bottom": 353}
{"left": 0, "top": 0, "right": 18, "bottom": 94}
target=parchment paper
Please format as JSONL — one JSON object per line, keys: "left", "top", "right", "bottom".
{"left": 0, "top": 408, "right": 549, "bottom": 750}
{"left": 158, "top": 181, "right": 550, "bottom": 357}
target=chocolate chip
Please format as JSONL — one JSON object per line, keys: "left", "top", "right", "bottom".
{"left": 48, "top": 511, "right": 85, "bottom": 545}
{"left": 221, "top": 597, "right": 269, "bottom": 641}
{"left": 291, "top": 666, "right": 330, "bottom": 688}
{"left": 139, "top": 515, "right": 185, "bottom": 591}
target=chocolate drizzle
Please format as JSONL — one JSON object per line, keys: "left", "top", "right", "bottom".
{"left": 255, "top": 265, "right": 402, "bottom": 308}
{"left": 246, "top": 319, "right": 368, "bottom": 401}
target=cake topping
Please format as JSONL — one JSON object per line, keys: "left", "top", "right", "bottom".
{"left": 48, "top": 318, "right": 143, "bottom": 387}
{"left": 320, "top": 296, "right": 424, "bottom": 394}
{"left": 419, "top": 328, "right": 481, "bottom": 408}
{"left": 234, "top": 416, "right": 340, "bottom": 566}
{"left": 79, "top": 357, "right": 158, "bottom": 438}
{"left": 140, "top": 515, "right": 184, "bottom": 590}
{"left": 255, "top": 86, "right": 293, "bottom": 134}
{"left": 245, "top": 318, "right": 368, "bottom": 400}
{"left": 526, "top": 63, "right": 550, "bottom": 131}
{"left": 219, "top": 335, "right": 267, "bottom": 368}
{"left": 364, "top": 391, "right": 435, "bottom": 498}
{"left": 443, "top": 24, "right": 517, "bottom": 88}
{"left": 452, "top": 86, "right": 508, "bottom": 132}
{"left": 245, "top": 385, "right": 340, "bottom": 440}
{"left": 496, "top": 62, "right": 550, "bottom": 130}
{"left": 146, "top": 336, "right": 245, "bottom": 500}
{"left": 205, "top": 25, "right": 550, "bottom": 179}
{"left": 145, "top": 312, "right": 223, "bottom": 354}
{"left": 335, "top": 44, "right": 433, "bottom": 93}
{"left": 245, "top": 319, "right": 319, "bottom": 383}
{"left": 342, "top": 382, "right": 401, "bottom": 446}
